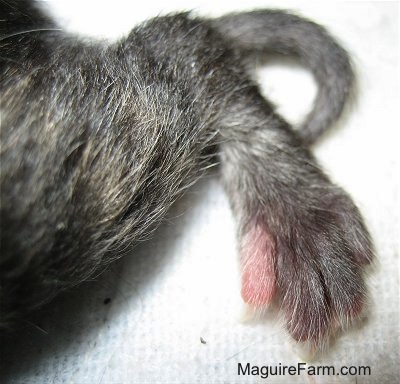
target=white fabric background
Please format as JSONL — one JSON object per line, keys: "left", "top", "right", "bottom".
{"left": 1, "top": 1, "right": 398, "bottom": 383}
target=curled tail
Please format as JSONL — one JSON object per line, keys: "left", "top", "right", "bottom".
{"left": 212, "top": 10, "right": 354, "bottom": 145}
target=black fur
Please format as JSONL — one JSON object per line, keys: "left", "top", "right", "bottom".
{"left": 0, "top": 0, "right": 373, "bottom": 347}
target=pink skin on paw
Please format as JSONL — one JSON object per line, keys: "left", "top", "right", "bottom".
{"left": 240, "top": 224, "right": 276, "bottom": 307}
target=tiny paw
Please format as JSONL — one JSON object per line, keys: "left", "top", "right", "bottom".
{"left": 239, "top": 187, "right": 374, "bottom": 349}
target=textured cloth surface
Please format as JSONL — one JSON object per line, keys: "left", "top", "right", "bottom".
{"left": 1, "top": 1, "right": 398, "bottom": 383}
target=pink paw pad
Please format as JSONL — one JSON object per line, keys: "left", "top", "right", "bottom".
{"left": 240, "top": 224, "right": 276, "bottom": 307}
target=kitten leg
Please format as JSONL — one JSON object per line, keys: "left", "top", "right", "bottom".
{"left": 219, "top": 91, "right": 374, "bottom": 347}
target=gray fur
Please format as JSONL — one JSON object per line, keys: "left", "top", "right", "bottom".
{"left": 212, "top": 11, "right": 354, "bottom": 144}
{"left": 0, "top": 0, "right": 373, "bottom": 347}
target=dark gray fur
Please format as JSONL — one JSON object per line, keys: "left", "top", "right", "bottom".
{"left": 0, "top": 0, "right": 373, "bottom": 346}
